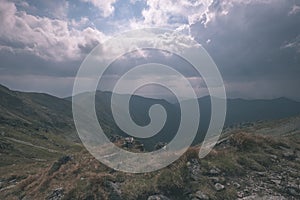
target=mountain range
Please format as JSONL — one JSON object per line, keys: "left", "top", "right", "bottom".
{"left": 1, "top": 84, "right": 300, "bottom": 150}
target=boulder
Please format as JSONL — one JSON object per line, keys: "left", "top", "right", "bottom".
{"left": 148, "top": 195, "right": 170, "bottom": 200}
{"left": 208, "top": 167, "right": 221, "bottom": 176}
{"left": 47, "top": 187, "right": 64, "bottom": 200}
{"left": 214, "top": 183, "right": 225, "bottom": 191}
{"left": 194, "top": 190, "right": 209, "bottom": 200}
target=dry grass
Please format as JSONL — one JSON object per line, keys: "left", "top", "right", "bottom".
{"left": 1, "top": 132, "right": 299, "bottom": 200}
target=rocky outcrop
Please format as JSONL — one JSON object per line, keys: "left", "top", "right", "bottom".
{"left": 147, "top": 195, "right": 170, "bottom": 200}
{"left": 46, "top": 188, "right": 64, "bottom": 200}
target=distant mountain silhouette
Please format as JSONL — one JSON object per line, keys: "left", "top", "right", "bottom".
{"left": 1, "top": 84, "right": 300, "bottom": 149}
{"left": 71, "top": 90, "right": 300, "bottom": 149}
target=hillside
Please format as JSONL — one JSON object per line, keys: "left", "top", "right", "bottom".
{"left": 1, "top": 84, "right": 300, "bottom": 154}
{"left": 0, "top": 85, "right": 300, "bottom": 199}
{"left": 0, "top": 85, "right": 80, "bottom": 170}
{"left": 1, "top": 116, "right": 300, "bottom": 200}
{"left": 0, "top": 85, "right": 75, "bottom": 137}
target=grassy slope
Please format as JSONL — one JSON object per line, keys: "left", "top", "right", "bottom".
{"left": 0, "top": 85, "right": 82, "bottom": 180}
{"left": 1, "top": 117, "right": 299, "bottom": 200}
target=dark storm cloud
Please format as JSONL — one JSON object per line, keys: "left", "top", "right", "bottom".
{"left": 189, "top": 0, "right": 300, "bottom": 99}
{"left": 0, "top": 48, "right": 80, "bottom": 77}
{"left": 194, "top": 0, "right": 300, "bottom": 81}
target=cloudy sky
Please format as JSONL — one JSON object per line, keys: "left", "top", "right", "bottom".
{"left": 0, "top": 0, "right": 299, "bottom": 100}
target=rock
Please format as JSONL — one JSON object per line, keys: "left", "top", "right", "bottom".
{"left": 233, "top": 182, "right": 241, "bottom": 189}
{"left": 285, "top": 186, "right": 300, "bottom": 196}
{"left": 209, "top": 167, "right": 221, "bottom": 176}
{"left": 261, "top": 196, "right": 287, "bottom": 200}
{"left": 48, "top": 155, "right": 72, "bottom": 175}
{"left": 59, "top": 155, "right": 72, "bottom": 163}
{"left": 109, "top": 135, "right": 117, "bottom": 142}
{"left": 238, "top": 195, "right": 257, "bottom": 200}
{"left": 9, "top": 179, "right": 16, "bottom": 183}
{"left": 282, "top": 152, "right": 296, "bottom": 161}
{"left": 187, "top": 159, "right": 201, "bottom": 181}
{"left": 107, "top": 181, "right": 121, "bottom": 193}
{"left": 239, "top": 195, "right": 287, "bottom": 200}
{"left": 214, "top": 183, "right": 225, "bottom": 191}
{"left": 237, "top": 191, "right": 244, "bottom": 198}
{"left": 256, "top": 172, "right": 266, "bottom": 176}
{"left": 287, "top": 181, "right": 298, "bottom": 189}
{"left": 243, "top": 188, "right": 250, "bottom": 195}
{"left": 105, "top": 181, "right": 122, "bottom": 199}
{"left": 154, "top": 142, "right": 167, "bottom": 150}
{"left": 209, "top": 176, "right": 226, "bottom": 184}
{"left": 215, "top": 137, "right": 231, "bottom": 148}
{"left": 47, "top": 187, "right": 64, "bottom": 200}
{"left": 0, "top": 141, "right": 12, "bottom": 150}
{"left": 270, "top": 179, "right": 281, "bottom": 185}
{"left": 194, "top": 190, "right": 209, "bottom": 200}
{"left": 209, "top": 177, "right": 219, "bottom": 183}
{"left": 269, "top": 155, "right": 278, "bottom": 160}
{"left": 148, "top": 195, "right": 170, "bottom": 200}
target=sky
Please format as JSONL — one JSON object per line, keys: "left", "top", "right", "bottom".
{"left": 0, "top": 0, "right": 299, "bottom": 100}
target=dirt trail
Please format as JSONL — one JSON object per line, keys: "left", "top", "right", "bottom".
{"left": 4, "top": 137, "right": 58, "bottom": 153}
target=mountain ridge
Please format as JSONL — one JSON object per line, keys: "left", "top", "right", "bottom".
{"left": 1, "top": 83, "right": 300, "bottom": 149}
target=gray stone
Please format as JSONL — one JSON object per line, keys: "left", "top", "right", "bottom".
{"left": 237, "top": 191, "right": 244, "bottom": 198}
{"left": 239, "top": 195, "right": 287, "bottom": 200}
{"left": 256, "top": 172, "right": 266, "bottom": 176}
{"left": 209, "top": 167, "right": 221, "bottom": 176}
{"left": 47, "top": 187, "right": 64, "bottom": 200}
{"left": 214, "top": 183, "right": 225, "bottom": 191}
{"left": 285, "top": 186, "right": 300, "bottom": 196}
{"left": 188, "top": 159, "right": 201, "bottom": 181}
{"left": 282, "top": 152, "right": 296, "bottom": 160}
{"left": 148, "top": 195, "right": 170, "bottom": 200}
{"left": 194, "top": 190, "right": 209, "bottom": 200}
{"left": 209, "top": 177, "right": 219, "bottom": 183}
{"left": 106, "top": 181, "right": 122, "bottom": 198}
{"left": 233, "top": 182, "right": 241, "bottom": 188}
{"left": 270, "top": 179, "right": 281, "bottom": 185}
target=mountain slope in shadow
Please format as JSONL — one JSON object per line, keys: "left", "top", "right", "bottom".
{"left": 1, "top": 84, "right": 300, "bottom": 150}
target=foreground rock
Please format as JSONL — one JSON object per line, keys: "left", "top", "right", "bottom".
{"left": 148, "top": 195, "right": 170, "bottom": 200}
{"left": 46, "top": 188, "right": 64, "bottom": 200}
{"left": 190, "top": 190, "right": 210, "bottom": 200}
{"left": 214, "top": 183, "right": 225, "bottom": 191}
